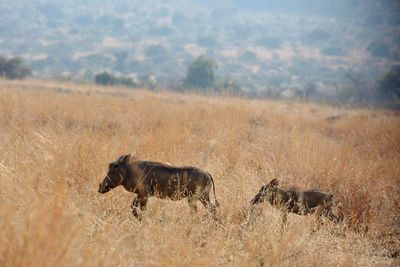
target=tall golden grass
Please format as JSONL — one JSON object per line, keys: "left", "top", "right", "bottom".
{"left": 0, "top": 79, "right": 399, "bottom": 266}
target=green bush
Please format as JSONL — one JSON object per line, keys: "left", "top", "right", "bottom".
{"left": 0, "top": 56, "right": 31, "bottom": 79}
{"left": 94, "top": 72, "right": 136, "bottom": 88}
{"left": 94, "top": 72, "right": 113, "bottom": 85}
{"left": 183, "top": 56, "right": 217, "bottom": 89}
{"left": 113, "top": 76, "right": 136, "bottom": 88}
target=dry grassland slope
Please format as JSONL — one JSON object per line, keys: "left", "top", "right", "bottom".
{"left": 0, "top": 80, "right": 399, "bottom": 266}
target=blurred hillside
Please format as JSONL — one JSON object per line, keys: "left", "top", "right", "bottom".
{"left": 1, "top": 0, "right": 399, "bottom": 100}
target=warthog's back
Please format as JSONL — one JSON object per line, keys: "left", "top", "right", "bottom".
{"left": 278, "top": 189, "right": 334, "bottom": 213}
{"left": 135, "top": 161, "right": 211, "bottom": 200}
{"left": 302, "top": 190, "right": 333, "bottom": 209}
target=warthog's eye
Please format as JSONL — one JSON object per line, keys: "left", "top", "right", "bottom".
{"left": 261, "top": 186, "right": 267, "bottom": 192}
{"left": 109, "top": 163, "right": 119, "bottom": 170}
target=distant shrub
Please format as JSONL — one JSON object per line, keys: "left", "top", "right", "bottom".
{"left": 0, "top": 56, "right": 31, "bottom": 79}
{"left": 113, "top": 76, "right": 136, "bottom": 88}
{"left": 95, "top": 72, "right": 136, "bottom": 88}
{"left": 95, "top": 72, "right": 113, "bottom": 85}
{"left": 183, "top": 56, "right": 217, "bottom": 89}
{"left": 367, "top": 41, "right": 390, "bottom": 58}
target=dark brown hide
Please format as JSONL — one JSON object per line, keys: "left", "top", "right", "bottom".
{"left": 250, "top": 179, "right": 342, "bottom": 223}
{"left": 98, "top": 154, "right": 219, "bottom": 218}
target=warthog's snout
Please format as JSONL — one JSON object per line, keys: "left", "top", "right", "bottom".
{"left": 250, "top": 185, "right": 267, "bottom": 205}
{"left": 98, "top": 179, "right": 111, "bottom": 194}
{"left": 250, "top": 193, "right": 262, "bottom": 205}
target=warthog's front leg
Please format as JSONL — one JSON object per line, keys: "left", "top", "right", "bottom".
{"left": 131, "top": 196, "right": 148, "bottom": 220}
{"left": 187, "top": 197, "right": 198, "bottom": 214}
{"left": 325, "top": 210, "right": 341, "bottom": 223}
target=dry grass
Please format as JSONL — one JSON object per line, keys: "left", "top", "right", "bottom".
{"left": 0, "top": 79, "right": 399, "bottom": 266}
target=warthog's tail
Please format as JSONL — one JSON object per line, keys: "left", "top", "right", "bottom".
{"left": 207, "top": 172, "right": 220, "bottom": 207}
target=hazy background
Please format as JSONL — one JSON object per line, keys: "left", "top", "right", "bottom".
{"left": 1, "top": 0, "right": 399, "bottom": 102}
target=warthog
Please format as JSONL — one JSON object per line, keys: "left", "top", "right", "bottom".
{"left": 250, "top": 179, "right": 342, "bottom": 223}
{"left": 98, "top": 154, "right": 219, "bottom": 219}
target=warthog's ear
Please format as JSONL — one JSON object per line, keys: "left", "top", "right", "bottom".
{"left": 269, "top": 179, "right": 279, "bottom": 188}
{"left": 118, "top": 154, "right": 131, "bottom": 163}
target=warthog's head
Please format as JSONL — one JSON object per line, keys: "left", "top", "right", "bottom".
{"left": 98, "top": 154, "right": 131, "bottom": 194}
{"left": 250, "top": 179, "right": 279, "bottom": 205}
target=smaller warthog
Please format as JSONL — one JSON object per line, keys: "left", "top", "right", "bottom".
{"left": 98, "top": 154, "right": 219, "bottom": 219}
{"left": 250, "top": 179, "right": 342, "bottom": 223}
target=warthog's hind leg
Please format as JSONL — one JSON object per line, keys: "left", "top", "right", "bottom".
{"left": 325, "top": 209, "right": 341, "bottom": 224}
{"left": 316, "top": 202, "right": 342, "bottom": 224}
{"left": 199, "top": 194, "right": 217, "bottom": 216}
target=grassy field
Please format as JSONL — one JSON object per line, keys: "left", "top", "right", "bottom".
{"left": 0, "top": 79, "right": 399, "bottom": 266}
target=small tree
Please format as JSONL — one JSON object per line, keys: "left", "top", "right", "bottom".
{"left": 95, "top": 72, "right": 113, "bottom": 85}
{"left": 95, "top": 71, "right": 137, "bottom": 88}
{"left": 0, "top": 56, "right": 31, "bottom": 79}
{"left": 113, "top": 76, "right": 136, "bottom": 88}
{"left": 183, "top": 56, "right": 217, "bottom": 89}
{"left": 378, "top": 65, "right": 400, "bottom": 100}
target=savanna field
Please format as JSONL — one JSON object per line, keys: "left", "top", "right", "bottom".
{"left": 0, "top": 79, "right": 399, "bottom": 266}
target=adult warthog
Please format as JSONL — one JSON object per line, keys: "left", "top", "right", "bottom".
{"left": 250, "top": 179, "right": 342, "bottom": 223}
{"left": 98, "top": 154, "right": 219, "bottom": 219}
